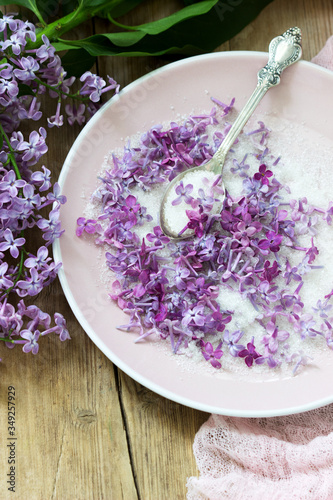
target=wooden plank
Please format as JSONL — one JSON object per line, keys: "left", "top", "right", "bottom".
{"left": 1, "top": 304, "right": 138, "bottom": 499}
{"left": 227, "top": 0, "right": 333, "bottom": 60}
{"left": 1, "top": 1, "right": 333, "bottom": 499}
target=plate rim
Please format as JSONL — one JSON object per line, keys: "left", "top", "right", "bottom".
{"left": 53, "top": 50, "right": 333, "bottom": 417}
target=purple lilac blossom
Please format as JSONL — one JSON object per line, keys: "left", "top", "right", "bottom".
{"left": 0, "top": 14, "right": 119, "bottom": 356}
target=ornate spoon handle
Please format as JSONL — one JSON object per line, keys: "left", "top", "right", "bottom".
{"left": 212, "top": 27, "right": 302, "bottom": 173}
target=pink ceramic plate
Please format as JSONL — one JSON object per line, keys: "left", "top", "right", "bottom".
{"left": 53, "top": 52, "right": 333, "bottom": 417}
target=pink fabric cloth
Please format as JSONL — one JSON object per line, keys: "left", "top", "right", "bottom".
{"left": 311, "top": 36, "right": 333, "bottom": 70}
{"left": 187, "top": 410, "right": 333, "bottom": 500}
{"left": 187, "top": 40, "right": 333, "bottom": 500}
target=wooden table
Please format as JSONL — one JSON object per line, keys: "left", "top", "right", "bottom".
{"left": 1, "top": 1, "right": 333, "bottom": 498}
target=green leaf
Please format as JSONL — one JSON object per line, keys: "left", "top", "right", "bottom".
{"left": 78, "top": 0, "right": 115, "bottom": 8}
{"left": 107, "top": 0, "right": 145, "bottom": 18}
{"left": 17, "top": 83, "right": 35, "bottom": 97}
{"left": 55, "top": 0, "right": 273, "bottom": 57}
{"left": 0, "top": 0, "right": 45, "bottom": 23}
{"left": 75, "top": 0, "right": 146, "bottom": 18}
{"left": 61, "top": 48, "right": 96, "bottom": 76}
{"left": 107, "top": 0, "right": 219, "bottom": 36}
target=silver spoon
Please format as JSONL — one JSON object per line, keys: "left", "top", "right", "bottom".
{"left": 160, "top": 27, "right": 302, "bottom": 239}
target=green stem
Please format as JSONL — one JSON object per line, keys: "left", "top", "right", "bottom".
{"left": 34, "top": 10, "right": 91, "bottom": 46}
{"left": 33, "top": 77, "right": 90, "bottom": 101}
{"left": 0, "top": 123, "right": 22, "bottom": 180}
{"left": 0, "top": 337, "right": 16, "bottom": 343}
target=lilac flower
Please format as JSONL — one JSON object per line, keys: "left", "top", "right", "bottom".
{"left": 17, "top": 268, "right": 44, "bottom": 296}
{"left": 146, "top": 226, "right": 169, "bottom": 247}
{"left": 200, "top": 340, "right": 223, "bottom": 368}
{"left": 173, "top": 264, "right": 190, "bottom": 290}
{"left": 313, "top": 299, "right": 332, "bottom": 318}
{"left": 20, "top": 329, "right": 40, "bottom": 354}
{"left": 322, "top": 201, "right": 333, "bottom": 225}
{"left": 16, "top": 127, "right": 48, "bottom": 162}
{"left": 182, "top": 304, "right": 205, "bottom": 327}
{"left": 0, "top": 228, "right": 25, "bottom": 258}
{"left": 210, "top": 96, "right": 235, "bottom": 116}
{"left": 238, "top": 338, "right": 262, "bottom": 367}
{"left": 180, "top": 207, "right": 208, "bottom": 238}
{"left": 257, "top": 281, "right": 280, "bottom": 305}
{"left": 258, "top": 230, "right": 283, "bottom": 254}
{"left": 76, "top": 217, "right": 99, "bottom": 237}
{"left": 290, "top": 198, "right": 314, "bottom": 220}
{"left": 37, "top": 208, "right": 64, "bottom": 244}
{"left": 35, "top": 35, "right": 55, "bottom": 62}
{"left": 230, "top": 154, "right": 250, "bottom": 177}
{"left": 13, "top": 56, "right": 39, "bottom": 81}
{"left": 260, "top": 260, "right": 280, "bottom": 283}
{"left": 22, "top": 183, "right": 41, "bottom": 209}
{"left": 54, "top": 313, "right": 70, "bottom": 341}
{"left": 171, "top": 181, "right": 193, "bottom": 206}
{"left": 254, "top": 164, "right": 273, "bottom": 185}
{"left": 65, "top": 103, "right": 86, "bottom": 126}
{"left": 306, "top": 238, "right": 319, "bottom": 264}
{"left": 295, "top": 315, "right": 318, "bottom": 340}
{"left": 223, "top": 329, "right": 245, "bottom": 357}
{"left": 247, "top": 121, "right": 270, "bottom": 146}
{"left": 0, "top": 170, "right": 26, "bottom": 196}
{"left": 46, "top": 182, "right": 67, "bottom": 205}
{"left": 191, "top": 187, "right": 215, "bottom": 211}
{"left": 198, "top": 236, "right": 218, "bottom": 261}
{"left": 31, "top": 166, "right": 52, "bottom": 191}
{"left": 0, "top": 14, "right": 17, "bottom": 32}
{"left": 0, "top": 78, "right": 18, "bottom": 98}
{"left": 47, "top": 101, "right": 63, "bottom": 128}
{"left": 24, "top": 246, "right": 50, "bottom": 270}
{"left": 297, "top": 213, "right": 318, "bottom": 236}
{"left": 106, "top": 251, "right": 129, "bottom": 273}
{"left": 0, "top": 262, "right": 14, "bottom": 289}
{"left": 283, "top": 259, "right": 302, "bottom": 285}
{"left": 261, "top": 320, "right": 289, "bottom": 354}
{"left": 2, "top": 33, "right": 26, "bottom": 55}
{"left": 287, "top": 351, "right": 312, "bottom": 375}
{"left": 80, "top": 72, "right": 119, "bottom": 102}
{"left": 242, "top": 177, "right": 262, "bottom": 197}
{"left": 297, "top": 255, "right": 314, "bottom": 276}
{"left": 21, "top": 303, "right": 50, "bottom": 328}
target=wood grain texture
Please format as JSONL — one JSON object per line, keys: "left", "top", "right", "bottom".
{"left": 1, "top": 1, "right": 333, "bottom": 499}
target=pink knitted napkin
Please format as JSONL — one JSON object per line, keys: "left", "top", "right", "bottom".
{"left": 187, "top": 410, "right": 333, "bottom": 500}
{"left": 186, "top": 40, "right": 333, "bottom": 500}
{"left": 311, "top": 36, "right": 333, "bottom": 69}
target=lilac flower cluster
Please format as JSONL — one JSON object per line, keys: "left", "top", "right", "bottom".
{"left": 77, "top": 98, "right": 333, "bottom": 375}
{"left": 0, "top": 13, "right": 119, "bottom": 356}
